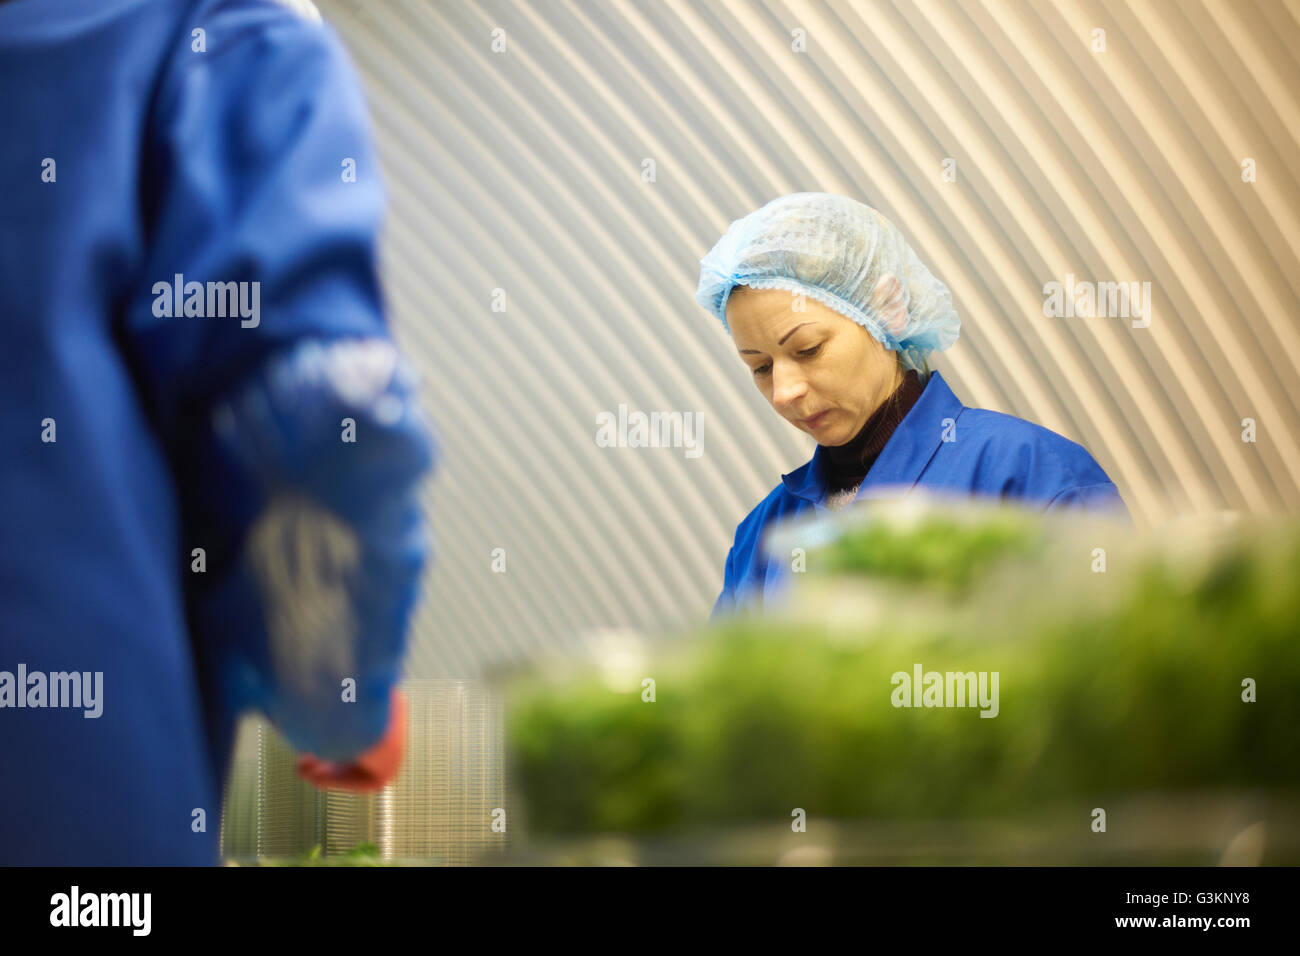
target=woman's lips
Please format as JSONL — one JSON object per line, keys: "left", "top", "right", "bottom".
{"left": 802, "top": 409, "right": 832, "bottom": 429}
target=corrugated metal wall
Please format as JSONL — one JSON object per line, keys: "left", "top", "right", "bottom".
{"left": 316, "top": 0, "right": 1300, "bottom": 677}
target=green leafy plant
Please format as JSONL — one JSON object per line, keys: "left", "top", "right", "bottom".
{"left": 506, "top": 507, "right": 1300, "bottom": 841}
{"left": 283, "top": 842, "right": 390, "bottom": 867}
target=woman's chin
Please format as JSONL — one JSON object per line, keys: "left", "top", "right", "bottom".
{"left": 808, "top": 421, "right": 849, "bottom": 445}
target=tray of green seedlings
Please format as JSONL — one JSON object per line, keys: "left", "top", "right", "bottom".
{"left": 504, "top": 500, "right": 1300, "bottom": 863}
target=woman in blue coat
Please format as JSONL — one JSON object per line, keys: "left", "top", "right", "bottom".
{"left": 697, "top": 193, "right": 1130, "bottom": 619}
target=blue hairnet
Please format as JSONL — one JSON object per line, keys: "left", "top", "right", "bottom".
{"left": 695, "top": 193, "right": 960, "bottom": 373}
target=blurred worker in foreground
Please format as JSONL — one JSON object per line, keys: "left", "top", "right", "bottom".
{"left": 697, "top": 193, "right": 1131, "bottom": 618}
{"left": 0, "top": 0, "right": 434, "bottom": 863}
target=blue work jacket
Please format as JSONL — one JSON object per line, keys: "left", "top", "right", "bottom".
{"left": 0, "top": 0, "right": 429, "bottom": 864}
{"left": 711, "top": 370, "right": 1130, "bottom": 619}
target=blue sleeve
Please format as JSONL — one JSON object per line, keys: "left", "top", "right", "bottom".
{"left": 1046, "top": 482, "right": 1134, "bottom": 528}
{"left": 709, "top": 544, "right": 738, "bottom": 623}
{"left": 124, "top": 5, "right": 391, "bottom": 422}
{"left": 124, "top": 5, "right": 434, "bottom": 761}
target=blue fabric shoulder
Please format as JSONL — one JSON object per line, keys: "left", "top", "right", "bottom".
{"left": 951, "top": 407, "right": 1121, "bottom": 502}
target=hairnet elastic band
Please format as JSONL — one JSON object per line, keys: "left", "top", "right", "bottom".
{"left": 718, "top": 275, "right": 895, "bottom": 351}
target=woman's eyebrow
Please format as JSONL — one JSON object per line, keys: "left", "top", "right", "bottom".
{"left": 738, "top": 322, "right": 815, "bottom": 354}
{"left": 778, "top": 322, "right": 814, "bottom": 345}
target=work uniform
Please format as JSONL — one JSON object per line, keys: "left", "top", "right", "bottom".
{"left": 712, "top": 369, "right": 1129, "bottom": 619}
{"left": 0, "top": 0, "right": 433, "bottom": 864}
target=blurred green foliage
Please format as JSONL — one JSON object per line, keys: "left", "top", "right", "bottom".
{"left": 817, "top": 507, "right": 1045, "bottom": 596}
{"left": 507, "top": 507, "right": 1300, "bottom": 836}
{"left": 278, "top": 842, "right": 390, "bottom": 867}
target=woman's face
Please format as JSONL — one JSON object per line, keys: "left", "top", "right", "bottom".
{"left": 727, "top": 286, "right": 903, "bottom": 446}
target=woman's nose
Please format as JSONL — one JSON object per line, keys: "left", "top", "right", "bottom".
{"left": 770, "top": 363, "right": 808, "bottom": 410}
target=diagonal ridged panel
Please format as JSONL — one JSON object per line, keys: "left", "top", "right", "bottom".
{"left": 315, "top": 0, "right": 1300, "bottom": 677}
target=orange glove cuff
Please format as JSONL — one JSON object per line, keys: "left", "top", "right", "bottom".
{"left": 294, "top": 687, "right": 409, "bottom": 793}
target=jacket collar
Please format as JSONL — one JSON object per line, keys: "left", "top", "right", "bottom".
{"left": 780, "top": 370, "right": 965, "bottom": 509}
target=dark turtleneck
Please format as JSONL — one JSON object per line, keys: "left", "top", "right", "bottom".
{"left": 824, "top": 368, "right": 925, "bottom": 495}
